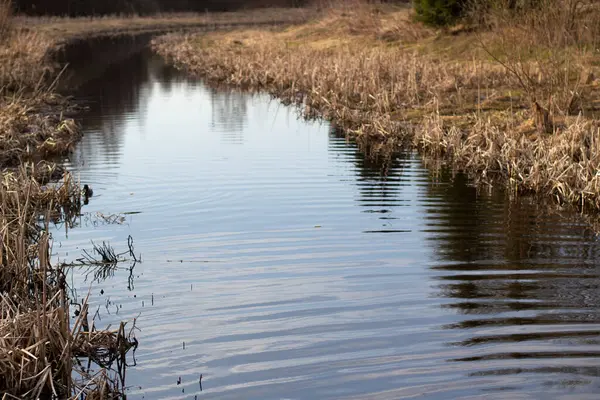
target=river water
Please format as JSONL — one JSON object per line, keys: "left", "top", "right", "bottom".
{"left": 53, "top": 45, "right": 600, "bottom": 399}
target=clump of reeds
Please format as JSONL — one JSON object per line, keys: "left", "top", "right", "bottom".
{"left": 0, "top": 292, "right": 137, "bottom": 398}
{"left": 0, "top": 94, "right": 81, "bottom": 166}
{"left": 0, "top": 6, "right": 140, "bottom": 396}
{"left": 0, "top": 165, "right": 79, "bottom": 398}
{"left": 0, "top": 167, "right": 138, "bottom": 397}
{"left": 0, "top": 292, "right": 71, "bottom": 398}
{"left": 414, "top": 107, "right": 600, "bottom": 207}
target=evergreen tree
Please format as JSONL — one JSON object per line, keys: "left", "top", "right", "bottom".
{"left": 413, "top": 0, "right": 466, "bottom": 26}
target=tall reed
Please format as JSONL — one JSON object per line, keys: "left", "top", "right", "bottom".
{"left": 0, "top": 6, "right": 137, "bottom": 395}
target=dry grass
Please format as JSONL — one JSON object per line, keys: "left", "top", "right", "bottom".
{"left": 152, "top": 0, "right": 600, "bottom": 210}
{"left": 21, "top": 7, "right": 312, "bottom": 44}
{"left": 0, "top": 9, "right": 81, "bottom": 166}
{"left": 0, "top": 28, "right": 54, "bottom": 91}
{"left": 0, "top": 292, "right": 136, "bottom": 398}
{"left": 0, "top": 165, "right": 138, "bottom": 398}
{"left": 0, "top": 2, "right": 141, "bottom": 396}
{"left": 0, "top": 96, "right": 81, "bottom": 166}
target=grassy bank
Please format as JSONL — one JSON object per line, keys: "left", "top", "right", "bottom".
{"left": 0, "top": 21, "right": 133, "bottom": 400}
{"left": 0, "top": 7, "right": 140, "bottom": 399}
{"left": 23, "top": 7, "right": 311, "bottom": 44}
{"left": 152, "top": 1, "right": 600, "bottom": 211}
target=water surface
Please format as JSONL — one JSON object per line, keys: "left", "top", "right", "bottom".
{"left": 54, "top": 48, "right": 600, "bottom": 399}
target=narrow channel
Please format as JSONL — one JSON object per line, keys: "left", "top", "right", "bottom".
{"left": 52, "top": 42, "right": 600, "bottom": 399}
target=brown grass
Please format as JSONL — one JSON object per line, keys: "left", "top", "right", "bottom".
{"left": 0, "top": 96, "right": 81, "bottom": 166}
{"left": 0, "top": 28, "right": 54, "bottom": 91}
{"left": 152, "top": 0, "right": 600, "bottom": 211}
{"left": 21, "top": 7, "right": 312, "bottom": 44}
{"left": 0, "top": 166, "right": 138, "bottom": 397}
{"left": 0, "top": 3, "right": 141, "bottom": 397}
{"left": 0, "top": 162, "right": 140, "bottom": 397}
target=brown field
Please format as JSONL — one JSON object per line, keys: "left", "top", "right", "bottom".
{"left": 20, "top": 7, "right": 311, "bottom": 44}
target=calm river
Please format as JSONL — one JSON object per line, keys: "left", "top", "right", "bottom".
{"left": 53, "top": 43, "right": 600, "bottom": 399}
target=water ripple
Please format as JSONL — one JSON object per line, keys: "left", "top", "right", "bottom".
{"left": 51, "top": 48, "right": 600, "bottom": 399}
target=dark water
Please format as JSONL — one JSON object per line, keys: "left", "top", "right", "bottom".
{"left": 53, "top": 47, "right": 600, "bottom": 399}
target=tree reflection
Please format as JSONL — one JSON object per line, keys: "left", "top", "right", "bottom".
{"left": 423, "top": 168, "right": 600, "bottom": 386}
{"left": 326, "top": 129, "right": 600, "bottom": 387}
{"left": 209, "top": 88, "right": 247, "bottom": 143}
{"left": 327, "top": 126, "right": 412, "bottom": 218}
{"left": 62, "top": 40, "right": 201, "bottom": 168}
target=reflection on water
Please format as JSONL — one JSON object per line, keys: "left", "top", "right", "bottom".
{"left": 210, "top": 88, "right": 248, "bottom": 143}
{"left": 52, "top": 47, "right": 600, "bottom": 399}
{"left": 425, "top": 172, "right": 600, "bottom": 392}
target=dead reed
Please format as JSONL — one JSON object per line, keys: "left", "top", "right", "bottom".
{"left": 0, "top": 165, "right": 138, "bottom": 398}
{"left": 0, "top": 6, "right": 139, "bottom": 397}
{"left": 0, "top": 292, "right": 137, "bottom": 398}
{"left": 152, "top": 0, "right": 600, "bottom": 211}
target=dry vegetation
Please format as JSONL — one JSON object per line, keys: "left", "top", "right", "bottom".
{"left": 0, "top": 168, "right": 138, "bottom": 398}
{"left": 20, "top": 7, "right": 311, "bottom": 44}
{"left": 0, "top": 164, "right": 142, "bottom": 398}
{"left": 0, "top": 0, "right": 142, "bottom": 397}
{"left": 153, "top": 0, "right": 600, "bottom": 210}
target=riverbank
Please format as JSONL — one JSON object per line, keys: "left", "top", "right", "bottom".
{"left": 152, "top": 2, "right": 600, "bottom": 211}
{"left": 0, "top": 18, "right": 137, "bottom": 397}
{"left": 0, "top": 7, "right": 310, "bottom": 396}
{"left": 22, "top": 8, "right": 311, "bottom": 45}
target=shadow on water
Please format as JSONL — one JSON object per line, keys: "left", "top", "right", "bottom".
{"left": 54, "top": 42, "right": 600, "bottom": 399}
{"left": 62, "top": 40, "right": 254, "bottom": 166}
{"left": 56, "top": 34, "right": 159, "bottom": 91}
